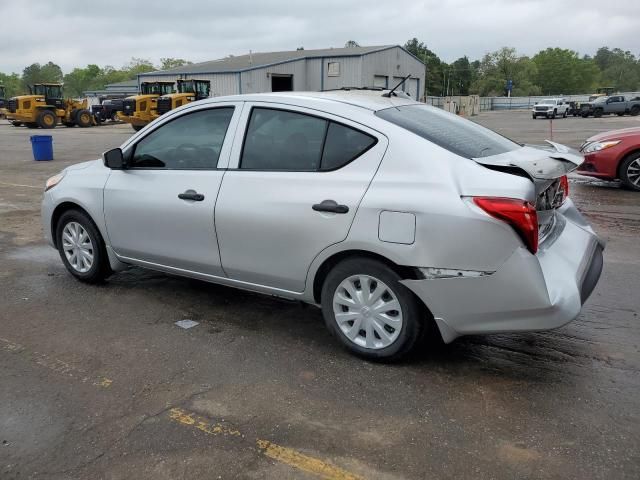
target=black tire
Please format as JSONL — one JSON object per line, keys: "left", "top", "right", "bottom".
{"left": 55, "top": 209, "right": 112, "bottom": 283}
{"left": 594, "top": 108, "right": 603, "bottom": 118}
{"left": 532, "top": 114, "right": 536, "bottom": 119}
{"left": 551, "top": 109, "right": 556, "bottom": 119}
{"left": 320, "top": 257, "right": 426, "bottom": 361}
{"left": 132, "top": 124, "right": 144, "bottom": 132}
{"left": 75, "top": 109, "right": 92, "bottom": 128}
{"left": 630, "top": 105, "right": 640, "bottom": 116}
{"left": 563, "top": 110, "right": 568, "bottom": 118}
{"left": 619, "top": 152, "right": 640, "bottom": 192}
{"left": 581, "top": 111, "right": 590, "bottom": 118}
{"left": 26, "top": 123, "right": 39, "bottom": 129}
{"left": 10, "top": 121, "right": 22, "bottom": 127}
{"left": 37, "top": 110, "right": 57, "bottom": 129}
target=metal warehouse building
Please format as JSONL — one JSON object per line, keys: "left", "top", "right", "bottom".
{"left": 137, "top": 45, "right": 426, "bottom": 100}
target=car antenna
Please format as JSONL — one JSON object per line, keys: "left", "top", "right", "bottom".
{"left": 383, "top": 74, "right": 411, "bottom": 97}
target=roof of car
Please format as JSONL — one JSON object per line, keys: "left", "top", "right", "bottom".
{"left": 202, "top": 90, "right": 420, "bottom": 112}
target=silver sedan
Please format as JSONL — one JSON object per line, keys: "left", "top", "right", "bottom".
{"left": 41, "top": 91, "right": 604, "bottom": 360}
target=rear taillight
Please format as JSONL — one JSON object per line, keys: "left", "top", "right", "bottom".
{"left": 473, "top": 197, "right": 539, "bottom": 254}
{"left": 559, "top": 175, "right": 569, "bottom": 204}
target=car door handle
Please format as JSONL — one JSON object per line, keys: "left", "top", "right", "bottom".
{"left": 178, "top": 189, "right": 205, "bottom": 201}
{"left": 312, "top": 200, "right": 349, "bottom": 214}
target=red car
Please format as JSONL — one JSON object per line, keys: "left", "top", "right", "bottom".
{"left": 578, "top": 127, "right": 640, "bottom": 191}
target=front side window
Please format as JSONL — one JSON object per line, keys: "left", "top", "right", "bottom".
{"left": 376, "top": 104, "right": 519, "bottom": 159}
{"left": 130, "top": 107, "right": 234, "bottom": 169}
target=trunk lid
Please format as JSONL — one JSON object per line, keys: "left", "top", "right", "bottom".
{"left": 472, "top": 141, "right": 583, "bottom": 243}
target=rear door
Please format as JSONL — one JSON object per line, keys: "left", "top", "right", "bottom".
{"left": 103, "top": 103, "right": 241, "bottom": 276}
{"left": 214, "top": 103, "right": 387, "bottom": 292}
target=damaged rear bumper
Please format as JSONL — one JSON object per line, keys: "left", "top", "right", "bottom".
{"left": 401, "top": 199, "right": 604, "bottom": 343}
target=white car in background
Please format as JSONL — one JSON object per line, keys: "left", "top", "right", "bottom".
{"left": 532, "top": 98, "right": 569, "bottom": 119}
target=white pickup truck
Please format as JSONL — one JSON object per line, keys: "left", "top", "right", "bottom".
{"left": 532, "top": 98, "right": 570, "bottom": 119}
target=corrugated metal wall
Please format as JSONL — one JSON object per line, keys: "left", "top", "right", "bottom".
{"left": 137, "top": 47, "right": 427, "bottom": 99}
{"left": 361, "top": 47, "right": 425, "bottom": 100}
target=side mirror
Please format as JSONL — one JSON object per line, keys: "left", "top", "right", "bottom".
{"left": 103, "top": 148, "right": 125, "bottom": 169}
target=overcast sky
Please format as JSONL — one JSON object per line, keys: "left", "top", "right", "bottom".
{"left": 1, "top": 0, "right": 638, "bottom": 73}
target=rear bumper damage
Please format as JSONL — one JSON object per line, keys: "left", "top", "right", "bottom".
{"left": 401, "top": 199, "right": 604, "bottom": 343}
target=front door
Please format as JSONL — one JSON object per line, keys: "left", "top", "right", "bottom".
{"left": 103, "top": 104, "right": 240, "bottom": 276}
{"left": 215, "top": 104, "right": 387, "bottom": 292}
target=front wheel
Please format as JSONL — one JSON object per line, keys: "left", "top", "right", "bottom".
{"left": 630, "top": 105, "right": 640, "bottom": 116}
{"left": 620, "top": 152, "right": 640, "bottom": 191}
{"left": 321, "top": 258, "right": 426, "bottom": 360}
{"left": 75, "top": 109, "right": 92, "bottom": 127}
{"left": 56, "top": 210, "right": 112, "bottom": 283}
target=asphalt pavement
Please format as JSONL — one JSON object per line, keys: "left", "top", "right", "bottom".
{"left": 0, "top": 112, "right": 638, "bottom": 479}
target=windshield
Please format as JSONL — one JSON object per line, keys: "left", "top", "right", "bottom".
{"left": 178, "top": 80, "right": 194, "bottom": 94}
{"left": 34, "top": 84, "right": 63, "bottom": 98}
{"left": 141, "top": 83, "right": 174, "bottom": 95}
{"left": 376, "top": 104, "right": 520, "bottom": 159}
{"left": 594, "top": 96, "right": 608, "bottom": 103}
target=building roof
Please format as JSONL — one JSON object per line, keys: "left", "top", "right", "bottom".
{"left": 104, "top": 79, "right": 138, "bottom": 88}
{"left": 140, "top": 45, "right": 407, "bottom": 76}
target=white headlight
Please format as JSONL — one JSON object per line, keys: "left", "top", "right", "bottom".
{"left": 44, "top": 172, "right": 65, "bottom": 191}
{"left": 583, "top": 140, "right": 621, "bottom": 153}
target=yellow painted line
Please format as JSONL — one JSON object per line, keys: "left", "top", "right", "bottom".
{"left": 0, "top": 181, "right": 41, "bottom": 189}
{"left": 167, "top": 407, "right": 363, "bottom": 480}
{"left": 257, "top": 439, "right": 363, "bottom": 480}
{"left": 0, "top": 336, "right": 113, "bottom": 388}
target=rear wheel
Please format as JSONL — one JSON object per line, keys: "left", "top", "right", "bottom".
{"left": 321, "top": 257, "right": 426, "bottom": 360}
{"left": 37, "top": 110, "right": 57, "bottom": 129}
{"left": 630, "top": 105, "right": 640, "bottom": 116}
{"left": 56, "top": 209, "right": 111, "bottom": 283}
{"left": 620, "top": 152, "right": 640, "bottom": 191}
{"left": 75, "top": 109, "right": 92, "bottom": 128}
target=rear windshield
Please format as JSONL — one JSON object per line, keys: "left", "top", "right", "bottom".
{"left": 375, "top": 104, "right": 520, "bottom": 158}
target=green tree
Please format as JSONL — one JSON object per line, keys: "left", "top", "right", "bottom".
{"left": 532, "top": 48, "right": 598, "bottom": 94}
{"left": 344, "top": 40, "right": 360, "bottom": 48}
{"left": 22, "top": 62, "right": 63, "bottom": 89}
{"left": 63, "top": 64, "right": 102, "bottom": 97}
{"left": 159, "top": 57, "right": 193, "bottom": 70}
{"left": 0, "top": 72, "right": 22, "bottom": 97}
{"left": 594, "top": 47, "right": 640, "bottom": 91}
{"left": 470, "top": 47, "right": 540, "bottom": 96}
{"left": 123, "top": 58, "right": 156, "bottom": 77}
{"left": 404, "top": 38, "right": 446, "bottom": 97}
{"left": 448, "top": 56, "right": 473, "bottom": 95}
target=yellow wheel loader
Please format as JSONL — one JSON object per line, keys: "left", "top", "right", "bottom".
{"left": 155, "top": 79, "right": 211, "bottom": 116}
{"left": 5, "top": 83, "right": 94, "bottom": 129}
{"left": 118, "top": 81, "right": 175, "bottom": 132}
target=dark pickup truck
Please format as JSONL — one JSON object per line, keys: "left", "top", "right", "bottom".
{"left": 581, "top": 95, "right": 640, "bottom": 118}
{"left": 91, "top": 99, "right": 124, "bottom": 123}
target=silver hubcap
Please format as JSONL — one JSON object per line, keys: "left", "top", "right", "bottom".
{"left": 332, "top": 275, "right": 403, "bottom": 350}
{"left": 627, "top": 159, "right": 640, "bottom": 186}
{"left": 62, "top": 222, "right": 94, "bottom": 273}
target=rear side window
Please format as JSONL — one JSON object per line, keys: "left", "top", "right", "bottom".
{"left": 375, "top": 105, "right": 519, "bottom": 159}
{"left": 240, "top": 107, "right": 377, "bottom": 171}
{"left": 321, "top": 123, "right": 376, "bottom": 171}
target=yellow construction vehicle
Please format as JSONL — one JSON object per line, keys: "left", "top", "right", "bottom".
{"left": 118, "top": 81, "right": 175, "bottom": 131}
{"left": 155, "top": 79, "right": 211, "bottom": 116}
{"left": 5, "top": 83, "right": 94, "bottom": 129}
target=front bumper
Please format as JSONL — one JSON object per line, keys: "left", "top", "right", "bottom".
{"left": 401, "top": 199, "right": 604, "bottom": 343}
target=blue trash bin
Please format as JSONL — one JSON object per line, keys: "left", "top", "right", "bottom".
{"left": 30, "top": 135, "right": 54, "bottom": 161}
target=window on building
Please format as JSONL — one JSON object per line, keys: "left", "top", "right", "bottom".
{"left": 327, "top": 62, "right": 340, "bottom": 77}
